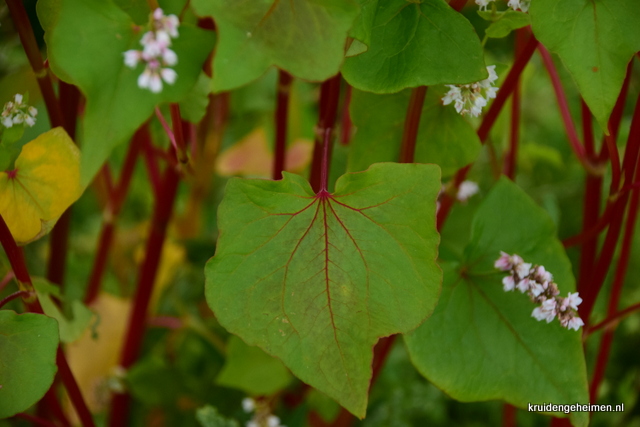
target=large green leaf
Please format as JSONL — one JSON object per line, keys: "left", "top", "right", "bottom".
{"left": 216, "top": 335, "right": 293, "bottom": 396}
{"left": 530, "top": 0, "right": 640, "bottom": 131}
{"left": 0, "top": 311, "right": 59, "bottom": 419}
{"left": 205, "top": 163, "right": 442, "bottom": 417}
{"left": 38, "top": 0, "right": 216, "bottom": 185}
{"left": 348, "top": 88, "right": 481, "bottom": 178}
{"left": 192, "top": 0, "right": 359, "bottom": 92}
{"left": 341, "top": 0, "right": 486, "bottom": 93}
{"left": 405, "top": 178, "right": 589, "bottom": 427}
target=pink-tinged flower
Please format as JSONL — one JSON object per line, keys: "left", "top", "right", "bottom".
{"left": 530, "top": 282, "right": 545, "bottom": 298}
{"left": 565, "top": 316, "right": 584, "bottom": 331}
{"left": 502, "top": 275, "right": 516, "bottom": 291}
{"left": 559, "top": 292, "right": 583, "bottom": 312}
{"left": 153, "top": 8, "right": 179, "bottom": 38}
{"left": 123, "top": 50, "right": 141, "bottom": 68}
{"left": 532, "top": 299, "right": 557, "bottom": 323}
{"left": 516, "top": 262, "right": 532, "bottom": 280}
{"left": 495, "top": 251, "right": 513, "bottom": 271}
{"left": 533, "top": 265, "right": 553, "bottom": 283}
{"left": 516, "top": 278, "right": 530, "bottom": 293}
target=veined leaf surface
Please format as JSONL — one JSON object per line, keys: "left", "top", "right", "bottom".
{"left": 205, "top": 163, "right": 442, "bottom": 417}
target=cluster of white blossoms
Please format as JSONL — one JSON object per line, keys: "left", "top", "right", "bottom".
{"left": 123, "top": 8, "right": 180, "bottom": 93}
{"left": 442, "top": 65, "right": 499, "bottom": 117}
{"left": 436, "top": 180, "right": 480, "bottom": 212}
{"left": 1, "top": 94, "right": 37, "bottom": 128}
{"left": 495, "top": 252, "right": 584, "bottom": 331}
{"left": 476, "top": 0, "right": 530, "bottom": 12}
{"left": 242, "top": 398, "right": 285, "bottom": 427}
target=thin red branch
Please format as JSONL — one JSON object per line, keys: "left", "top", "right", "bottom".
{"left": 0, "top": 290, "right": 32, "bottom": 309}
{"left": 273, "top": 70, "right": 294, "bottom": 180}
{"left": 170, "top": 104, "right": 189, "bottom": 164}
{"left": 537, "top": 45, "right": 596, "bottom": 174}
{"left": 339, "top": 83, "right": 353, "bottom": 146}
{"left": 14, "top": 413, "right": 59, "bottom": 427}
{"left": 586, "top": 302, "right": 640, "bottom": 337}
{"left": 399, "top": 86, "right": 427, "bottom": 164}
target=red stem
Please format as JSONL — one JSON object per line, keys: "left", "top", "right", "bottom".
{"left": 537, "top": 45, "right": 596, "bottom": 174}
{"left": 0, "top": 270, "right": 15, "bottom": 293}
{"left": 399, "top": 86, "right": 427, "bottom": 164}
{"left": 170, "top": 104, "right": 189, "bottom": 164}
{"left": 0, "top": 290, "right": 31, "bottom": 308}
{"left": 589, "top": 151, "right": 640, "bottom": 403}
{"left": 503, "top": 30, "right": 526, "bottom": 180}
{"left": 84, "top": 127, "right": 144, "bottom": 304}
{"left": 586, "top": 302, "right": 640, "bottom": 336}
{"left": 339, "top": 84, "right": 353, "bottom": 146}
{"left": 581, "top": 100, "right": 595, "bottom": 159}
{"left": 142, "top": 134, "right": 162, "bottom": 198}
{"left": 273, "top": 70, "right": 293, "bottom": 180}
{"left": 109, "top": 132, "right": 182, "bottom": 426}
{"left": 56, "top": 347, "right": 96, "bottom": 427}
{"left": 310, "top": 75, "right": 341, "bottom": 193}
{"left": 437, "top": 34, "right": 539, "bottom": 229}
{"left": 14, "top": 413, "right": 59, "bottom": 427}
{"left": 502, "top": 404, "right": 517, "bottom": 427}
{"left": 580, "top": 92, "right": 640, "bottom": 323}
{"left": 5, "top": 0, "right": 64, "bottom": 128}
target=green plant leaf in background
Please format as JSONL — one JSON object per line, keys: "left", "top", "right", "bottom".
{"left": 346, "top": 0, "right": 377, "bottom": 57}
{"left": 530, "top": 0, "right": 640, "bottom": 131}
{"left": 341, "top": 0, "right": 486, "bottom": 93}
{"left": 405, "top": 178, "right": 589, "bottom": 427}
{"left": 196, "top": 405, "right": 240, "bottom": 427}
{"left": 348, "top": 88, "right": 481, "bottom": 178}
{"left": 478, "top": 10, "right": 530, "bottom": 39}
{"left": 216, "top": 335, "right": 293, "bottom": 396}
{"left": 191, "top": 0, "right": 359, "bottom": 92}
{"left": 0, "top": 311, "right": 59, "bottom": 419}
{"left": 33, "top": 278, "right": 94, "bottom": 344}
{"left": 38, "top": 0, "right": 216, "bottom": 186}
{"left": 205, "top": 163, "right": 442, "bottom": 417}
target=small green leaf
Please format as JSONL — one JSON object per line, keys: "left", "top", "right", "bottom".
{"left": 196, "top": 405, "right": 240, "bottom": 427}
{"left": 484, "top": 11, "right": 530, "bottom": 38}
{"left": 38, "top": 0, "right": 216, "bottom": 185}
{"left": 530, "top": 0, "right": 640, "bottom": 131}
{"left": 205, "top": 163, "right": 442, "bottom": 417}
{"left": 405, "top": 178, "right": 589, "bottom": 427}
{"left": 33, "top": 278, "right": 95, "bottom": 343}
{"left": 179, "top": 73, "right": 212, "bottom": 124}
{"left": 341, "top": 0, "right": 486, "bottom": 93}
{"left": 348, "top": 88, "right": 481, "bottom": 178}
{"left": 0, "top": 311, "right": 59, "bottom": 419}
{"left": 192, "top": 0, "right": 359, "bottom": 91}
{"left": 346, "top": 0, "right": 377, "bottom": 57}
{"left": 216, "top": 335, "right": 293, "bottom": 396}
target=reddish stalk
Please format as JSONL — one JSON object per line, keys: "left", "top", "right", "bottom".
{"left": 537, "top": 45, "right": 596, "bottom": 174}
{"left": 437, "top": 34, "right": 539, "bottom": 229}
{"left": 502, "top": 404, "right": 517, "bottom": 427}
{"left": 588, "top": 156, "right": 640, "bottom": 403}
{"left": 399, "top": 86, "right": 428, "bottom": 163}
{"left": 502, "top": 30, "right": 525, "bottom": 180}
{"left": 0, "top": 290, "right": 32, "bottom": 309}
{"left": 599, "top": 62, "right": 633, "bottom": 165}
{"left": 170, "top": 104, "right": 189, "bottom": 164}
{"left": 0, "top": 215, "right": 95, "bottom": 427}
{"left": 142, "top": 134, "right": 163, "bottom": 198}
{"left": 14, "top": 413, "right": 59, "bottom": 427}
{"left": 273, "top": 70, "right": 294, "bottom": 180}
{"left": 580, "top": 92, "right": 640, "bottom": 323}
{"left": 310, "top": 75, "right": 342, "bottom": 193}
{"left": 5, "top": 0, "right": 64, "bottom": 128}
{"left": 586, "top": 302, "right": 640, "bottom": 337}
{"left": 84, "top": 127, "right": 145, "bottom": 304}
{"left": 0, "top": 270, "right": 15, "bottom": 293}
{"left": 108, "top": 128, "right": 183, "bottom": 426}
{"left": 339, "top": 84, "right": 353, "bottom": 146}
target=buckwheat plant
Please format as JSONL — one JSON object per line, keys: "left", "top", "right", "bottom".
{"left": 495, "top": 252, "right": 585, "bottom": 331}
{"left": 1, "top": 94, "right": 37, "bottom": 128}
{"left": 242, "top": 398, "right": 286, "bottom": 427}
{"left": 123, "top": 8, "right": 179, "bottom": 93}
{"left": 475, "top": 0, "right": 530, "bottom": 12}
{"left": 442, "top": 65, "right": 499, "bottom": 117}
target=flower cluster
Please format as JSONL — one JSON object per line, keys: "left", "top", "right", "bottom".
{"left": 442, "top": 65, "right": 499, "bottom": 117}
{"left": 1, "top": 94, "right": 37, "bottom": 128}
{"left": 123, "top": 8, "right": 179, "bottom": 93}
{"left": 495, "top": 252, "right": 584, "bottom": 331}
{"left": 476, "top": 0, "right": 530, "bottom": 12}
{"left": 242, "top": 398, "right": 285, "bottom": 427}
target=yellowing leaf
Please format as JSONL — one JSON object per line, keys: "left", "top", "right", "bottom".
{"left": 216, "top": 128, "right": 313, "bottom": 178}
{"left": 0, "top": 127, "right": 82, "bottom": 244}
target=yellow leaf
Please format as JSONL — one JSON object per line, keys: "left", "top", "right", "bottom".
{"left": 0, "top": 127, "right": 82, "bottom": 244}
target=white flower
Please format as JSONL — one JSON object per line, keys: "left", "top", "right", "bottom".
{"left": 530, "top": 282, "right": 545, "bottom": 298}
{"left": 516, "top": 262, "right": 532, "bottom": 280}
{"left": 495, "top": 251, "right": 513, "bottom": 271}
{"left": 242, "top": 398, "right": 255, "bottom": 413}
{"left": 476, "top": 0, "right": 495, "bottom": 11}
{"left": 1, "top": 93, "right": 38, "bottom": 128}
{"left": 565, "top": 316, "right": 584, "bottom": 331}
{"left": 516, "top": 278, "right": 530, "bottom": 293}
{"left": 508, "top": 0, "right": 530, "bottom": 12}
{"left": 532, "top": 299, "right": 557, "bottom": 323}
{"left": 441, "top": 66, "right": 499, "bottom": 117}
{"left": 457, "top": 181, "right": 479, "bottom": 202}
{"left": 563, "top": 292, "right": 583, "bottom": 311}
{"left": 533, "top": 265, "right": 553, "bottom": 283}
{"left": 124, "top": 9, "right": 180, "bottom": 93}
{"left": 502, "top": 275, "right": 516, "bottom": 291}
{"left": 267, "top": 415, "right": 282, "bottom": 427}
